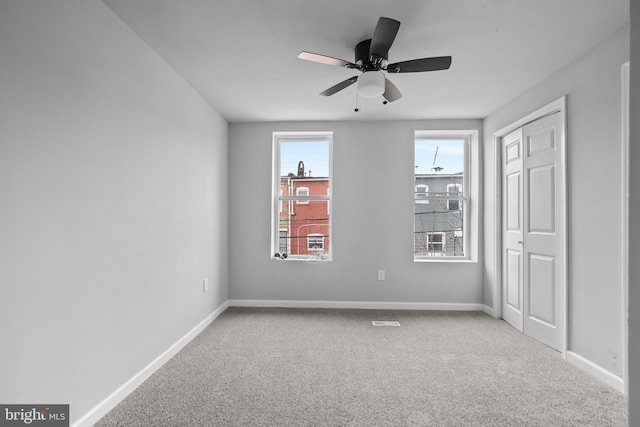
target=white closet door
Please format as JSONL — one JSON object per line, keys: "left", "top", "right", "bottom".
{"left": 502, "top": 111, "right": 565, "bottom": 352}
{"left": 502, "top": 127, "right": 524, "bottom": 332}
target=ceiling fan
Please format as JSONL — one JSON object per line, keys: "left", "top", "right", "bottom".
{"left": 298, "top": 17, "right": 452, "bottom": 104}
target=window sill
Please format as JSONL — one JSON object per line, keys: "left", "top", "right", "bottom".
{"left": 414, "top": 257, "right": 476, "bottom": 263}
{"left": 272, "top": 255, "right": 332, "bottom": 262}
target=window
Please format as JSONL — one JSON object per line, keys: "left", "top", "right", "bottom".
{"left": 272, "top": 132, "right": 332, "bottom": 261}
{"left": 296, "top": 187, "right": 309, "bottom": 204}
{"left": 447, "top": 183, "right": 463, "bottom": 211}
{"left": 415, "top": 184, "right": 429, "bottom": 204}
{"left": 427, "top": 232, "right": 445, "bottom": 254}
{"left": 414, "top": 131, "right": 475, "bottom": 260}
{"left": 307, "top": 233, "right": 325, "bottom": 251}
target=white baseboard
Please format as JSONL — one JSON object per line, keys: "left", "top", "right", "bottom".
{"left": 71, "top": 300, "right": 625, "bottom": 427}
{"left": 72, "top": 300, "right": 230, "bottom": 427}
{"left": 566, "top": 351, "right": 625, "bottom": 393}
{"left": 228, "top": 299, "right": 485, "bottom": 311}
{"left": 481, "top": 304, "right": 498, "bottom": 317}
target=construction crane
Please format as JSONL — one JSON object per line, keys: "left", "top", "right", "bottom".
{"left": 431, "top": 146, "right": 443, "bottom": 172}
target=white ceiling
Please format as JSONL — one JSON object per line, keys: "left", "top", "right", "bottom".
{"left": 103, "top": 0, "right": 629, "bottom": 123}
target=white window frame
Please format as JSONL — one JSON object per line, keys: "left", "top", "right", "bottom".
{"left": 271, "top": 132, "right": 333, "bottom": 261}
{"left": 414, "top": 130, "right": 478, "bottom": 262}
{"left": 327, "top": 187, "right": 330, "bottom": 214}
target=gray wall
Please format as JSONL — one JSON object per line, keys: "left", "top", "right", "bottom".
{"left": 0, "top": 1, "right": 229, "bottom": 423}
{"left": 482, "top": 26, "right": 630, "bottom": 376}
{"left": 229, "top": 120, "right": 482, "bottom": 304}
{"left": 0, "top": 0, "right": 634, "bottom": 423}
{"left": 628, "top": 0, "right": 639, "bottom": 423}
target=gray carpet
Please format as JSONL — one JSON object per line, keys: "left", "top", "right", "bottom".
{"left": 96, "top": 308, "right": 628, "bottom": 426}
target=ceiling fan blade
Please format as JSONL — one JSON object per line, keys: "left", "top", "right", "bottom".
{"left": 319, "top": 76, "right": 359, "bottom": 96}
{"left": 298, "top": 51, "right": 357, "bottom": 68}
{"left": 383, "top": 78, "right": 402, "bottom": 102}
{"left": 386, "top": 56, "right": 452, "bottom": 73}
{"left": 369, "top": 17, "right": 400, "bottom": 59}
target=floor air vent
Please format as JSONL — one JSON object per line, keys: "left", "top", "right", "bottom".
{"left": 372, "top": 321, "right": 401, "bottom": 327}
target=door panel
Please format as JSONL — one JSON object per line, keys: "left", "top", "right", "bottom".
{"left": 528, "top": 253, "right": 556, "bottom": 325}
{"left": 502, "top": 128, "right": 524, "bottom": 332}
{"left": 506, "top": 141, "right": 521, "bottom": 163}
{"left": 527, "top": 128, "right": 556, "bottom": 156}
{"left": 506, "top": 173, "right": 521, "bottom": 230}
{"left": 528, "top": 165, "right": 556, "bottom": 233}
{"left": 506, "top": 249, "right": 521, "bottom": 309}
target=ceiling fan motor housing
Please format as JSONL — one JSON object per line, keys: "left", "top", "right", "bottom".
{"left": 355, "top": 39, "right": 387, "bottom": 71}
{"left": 355, "top": 39, "right": 371, "bottom": 68}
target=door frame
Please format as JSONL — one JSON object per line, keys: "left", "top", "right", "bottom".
{"left": 621, "top": 61, "right": 630, "bottom": 393}
{"left": 492, "top": 95, "right": 568, "bottom": 357}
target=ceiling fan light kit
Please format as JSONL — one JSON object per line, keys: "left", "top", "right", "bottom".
{"left": 357, "top": 71, "right": 385, "bottom": 97}
{"left": 298, "top": 17, "right": 452, "bottom": 107}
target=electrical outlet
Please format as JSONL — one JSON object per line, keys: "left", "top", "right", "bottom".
{"left": 203, "top": 278, "right": 208, "bottom": 292}
{"left": 608, "top": 349, "right": 622, "bottom": 376}
{"left": 610, "top": 350, "right": 618, "bottom": 368}
{"left": 377, "top": 269, "right": 385, "bottom": 281}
